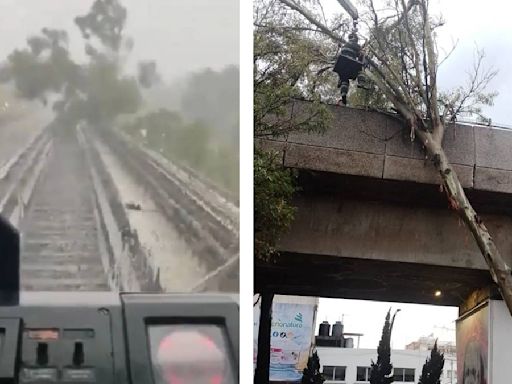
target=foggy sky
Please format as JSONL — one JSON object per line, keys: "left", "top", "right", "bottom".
{"left": 0, "top": 0, "right": 239, "bottom": 82}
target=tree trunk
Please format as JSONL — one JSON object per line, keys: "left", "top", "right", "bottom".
{"left": 254, "top": 292, "right": 275, "bottom": 384}
{"left": 417, "top": 128, "right": 512, "bottom": 314}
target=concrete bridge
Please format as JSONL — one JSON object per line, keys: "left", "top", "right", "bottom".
{"left": 256, "top": 103, "right": 512, "bottom": 311}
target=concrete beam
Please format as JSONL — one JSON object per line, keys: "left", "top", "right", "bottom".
{"left": 459, "top": 286, "right": 501, "bottom": 316}
{"left": 279, "top": 195, "right": 512, "bottom": 271}
{"left": 263, "top": 103, "right": 512, "bottom": 197}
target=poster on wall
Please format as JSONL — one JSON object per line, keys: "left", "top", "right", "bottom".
{"left": 269, "top": 302, "right": 316, "bottom": 382}
{"left": 456, "top": 303, "right": 489, "bottom": 384}
{"left": 253, "top": 298, "right": 317, "bottom": 383}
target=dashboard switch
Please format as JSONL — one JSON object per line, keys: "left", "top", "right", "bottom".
{"left": 36, "top": 343, "right": 48, "bottom": 366}
{"left": 73, "top": 342, "right": 84, "bottom": 366}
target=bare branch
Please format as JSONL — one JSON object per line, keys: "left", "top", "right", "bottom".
{"left": 400, "top": 0, "right": 427, "bottom": 104}
{"left": 419, "top": 0, "right": 442, "bottom": 140}
{"left": 446, "top": 48, "right": 498, "bottom": 123}
{"left": 438, "top": 38, "right": 458, "bottom": 67}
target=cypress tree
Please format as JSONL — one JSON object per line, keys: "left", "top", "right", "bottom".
{"left": 369, "top": 309, "right": 399, "bottom": 384}
{"left": 301, "top": 351, "right": 325, "bottom": 384}
{"left": 418, "top": 341, "right": 445, "bottom": 384}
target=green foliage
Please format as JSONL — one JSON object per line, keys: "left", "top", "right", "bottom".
{"left": 253, "top": 0, "right": 335, "bottom": 261}
{"left": 137, "top": 61, "right": 160, "bottom": 89}
{"left": 302, "top": 351, "right": 325, "bottom": 384}
{"left": 180, "top": 65, "right": 239, "bottom": 138}
{"left": 1, "top": 0, "right": 141, "bottom": 127}
{"left": 74, "top": 0, "right": 127, "bottom": 52}
{"left": 362, "top": 1, "right": 497, "bottom": 121}
{"left": 80, "top": 58, "right": 141, "bottom": 123}
{"left": 254, "top": 148, "right": 296, "bottom": 261}
{"left": 4, "top": 28, "right": 78, "bottom": 102}
{"left": 348, "top": 77, "right": 391, "bottom": 110}
{"left": 370, "top": 310, "right": 398, "bottom": 384}
{"left": 418, "top": 342, "right": 445, "bottom": 384}
{"left": 254, "top": 0, "right": 335, "bottom": 138}
{"left": 254, "top": 0, "right": 345, "bottom": 104}
{"left": 122, "top": 109, "right": 238, "bottom": 197}
{"left": 122, "top": 65, "right": 240, "bottom": 197}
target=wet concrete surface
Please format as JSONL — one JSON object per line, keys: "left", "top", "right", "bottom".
{"left": 94, "top": 138, "right": 207, "bottom": 292}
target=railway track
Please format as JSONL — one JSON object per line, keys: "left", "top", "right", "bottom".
{"left": 1, "top": 122, "right": 239, "bottom": 292}
{"left": 90, "top": 126, "right": 239, "bottom": 291}
{"left": 18, "top": 128, "right": 109, "bottom": 291}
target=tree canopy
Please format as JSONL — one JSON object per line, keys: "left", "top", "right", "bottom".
{"left": 418, "top": 341, "right": 445, "bottom": 384}
{"left": 369, "top": 309, "right": 399, "bottom": 384}
{"left": 1, "top": 0, "right": 151, "bottom": 127}
{"left": 254, "top": 0, "right": 333, "bottom": 261}
{"left": 301, "top": 350, "right": 325, "bottom": 384}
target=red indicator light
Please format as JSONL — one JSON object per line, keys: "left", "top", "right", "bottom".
{"left": 156, "top": 329, "right": 226, "bottom": 384}
{"left": 27, "top": 329, "right": 59, "bottom": 341}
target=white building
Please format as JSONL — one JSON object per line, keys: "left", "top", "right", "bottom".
{"left": 317, "top": 346, "right": 457, "bottom": 384}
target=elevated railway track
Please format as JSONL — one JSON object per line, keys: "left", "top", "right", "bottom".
{"left": 0, "top": 122, "right": 239, "bottom": 293}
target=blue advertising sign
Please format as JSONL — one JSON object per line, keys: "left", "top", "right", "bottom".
{"left": 268, "top": 302, "right": 316, "bottom": 382}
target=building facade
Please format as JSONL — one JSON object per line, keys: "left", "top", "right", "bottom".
{"left": 406, "top": 334, "right": 457, "bottom": 355}
{"left": 317, "top": 346, "right": 457, "bottom": 384}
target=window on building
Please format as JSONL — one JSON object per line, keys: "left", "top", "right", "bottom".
{"left": 322, "top": 365, "right": 346, "bottom": 381}
{"left": 356, "top": 366, "right": 371, "bottom": 382}
{"left": 323, "top": 366, "right": 335, "bottom": 379}
{"left": 404, "top": 368, "right": 415, "bottom": 382}
{"left": 393, "top": 368, "right": 415, "bottom": 382}
{"left": 334, "top": 366, "right": 346, "bottom": 380}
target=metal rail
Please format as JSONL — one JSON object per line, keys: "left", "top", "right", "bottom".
{"left": 91, "top": 126, "right": 239, "bottom": 291}
{"left": 1, "top": 123, "right": 239, "bottom": 293}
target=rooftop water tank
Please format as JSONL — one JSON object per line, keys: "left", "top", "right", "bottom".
{"left": 319, "top": 321, "right": 331, "bottom": 337}
{"left": 332, "top": 321, "right": 344, "bottom": 338}
{"left": 345, "top": 338, "right": 354, "bottom": 348}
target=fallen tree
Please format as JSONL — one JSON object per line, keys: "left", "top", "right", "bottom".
{"left": 276, "top": 0, "right": 512, "bottom": 315}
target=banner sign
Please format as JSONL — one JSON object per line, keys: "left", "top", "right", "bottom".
{"left": 254, "top": 298, "right": 316, "bottom": 383}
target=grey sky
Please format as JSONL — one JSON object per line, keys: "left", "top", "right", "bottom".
{"left": 0, "top": 0, "right": 239, "bottom": 82}
{"left": 317, "top": 298, "right": 458, "bottom": 349}
{"left": 315, "top": 0, "right": 506, "bottom": 349}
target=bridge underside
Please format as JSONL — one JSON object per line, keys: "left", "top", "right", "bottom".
{"left": 256, "top": 170, "right": 511, "bottom": 307}
{"left": 255, "top": 252, "right": 495, "bottom": 306}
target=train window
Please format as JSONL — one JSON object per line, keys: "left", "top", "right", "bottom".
{"left": 0, "top": 0, "right": 238, "bottom": 294}
{"left": 148, "top": 324, "right": 234, "bottom": 384}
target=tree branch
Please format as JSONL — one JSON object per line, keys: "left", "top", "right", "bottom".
{"left": 278, "top": 0, "right": 345, "bottom": 44}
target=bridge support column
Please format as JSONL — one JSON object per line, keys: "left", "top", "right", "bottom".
{"left": 456, "top": 293, "right": 512, "bottom": 383}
